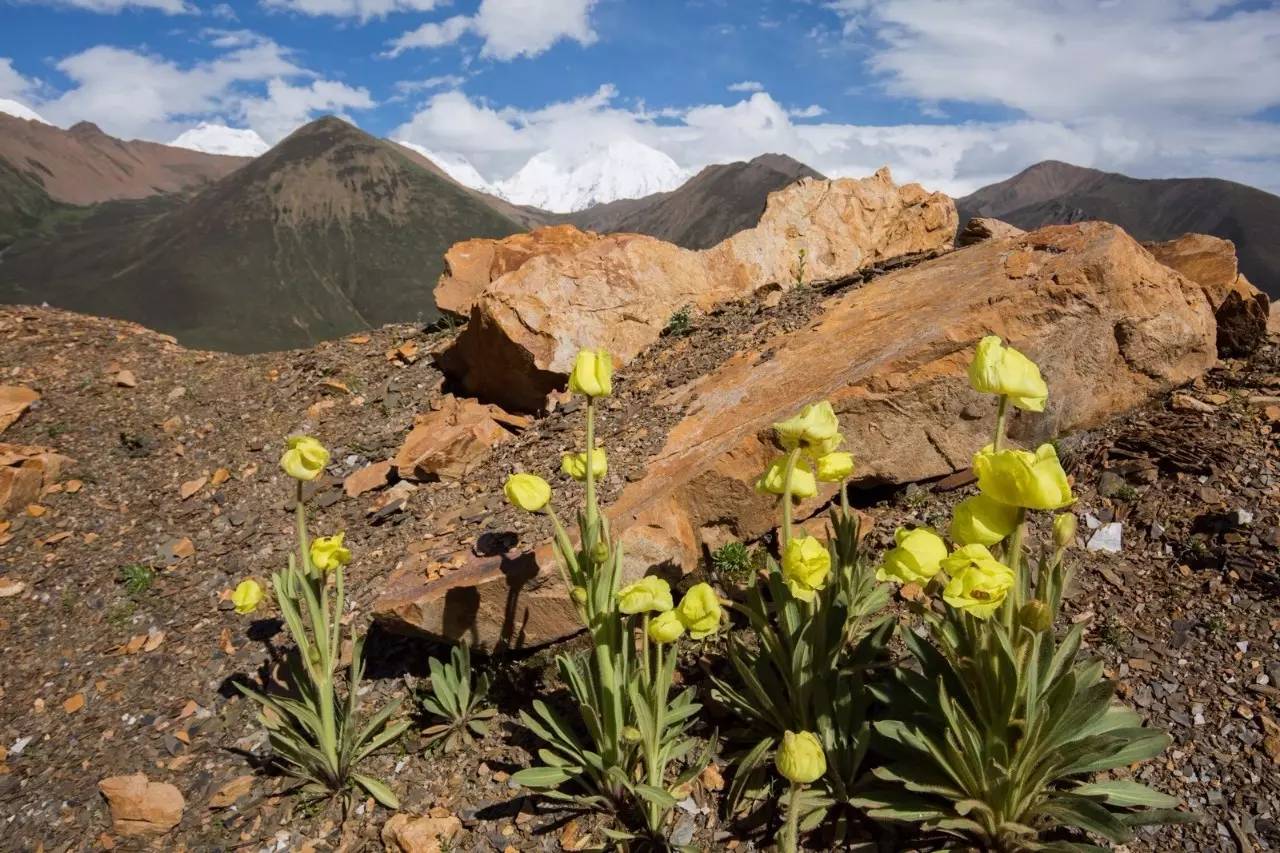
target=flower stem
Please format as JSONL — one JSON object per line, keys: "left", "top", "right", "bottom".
{"left": 993, "top": 394, "right": 1010, "bottom": 451}
{"left": 781, "top": 783, "right": 802, "bottom": 853}
{"left": 584, "top": 397, "right": 598, "bottom": 543}
{"left": 780, "top": 448, "right": 802, "bottom": 546}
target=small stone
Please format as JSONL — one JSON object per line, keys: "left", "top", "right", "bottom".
{"left": 1087, "top": 522, "right": 1123, "bottom": 553}
{"left": 98, "top": 773, "right": 185, "bottom": 837}
{"left": 1097, "top": 471, "right": 1126, "bottom": 498}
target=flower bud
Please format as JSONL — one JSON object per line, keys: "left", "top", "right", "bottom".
{"left": 674, "top": 582, "right": 723, "bottom": 639}
{"left": 648, "top": 610, "right": 685, "bottom": 644}
{"left": 1053, "top": 512, "right": 1078, "bottom": 550}
{"left": 571, "top": 586, "right": 588, "bottom": 605}
{"left": 815, "top": 451, "right": 854, "bottom": 483}
{"left": 309, "top": 532, "right": 351, "bottom": 573}
{"left": 567, "top": 348, "right": 613, "bottom": 398}
{"left": 968, "top": 336, "right": 1048, "bottom": 412}
{"left": 1019, "top": 599, "right": 1053, "bottom": 632}
{"left": 775, "top": 730, "right": 826, "bottom": 784}
{"left": 231, "top": 579, "right": 264, "bottom": 615}
{"left": 504, "top": 473, "right": 551, "bottom": 512}
{"left": 622, "top": 726, "right": 643, "bottom": 743}
{"left": 561, "top": 448, "right": 607, "bottom": 482}
{"left": 280, "top": 435, "right": 329, "bottom": 481}
{"left": 591, "top": 540, "right": 611, "bottom": 565}
{"left": 781, "top": 536, "right": 831, "bottom": 603}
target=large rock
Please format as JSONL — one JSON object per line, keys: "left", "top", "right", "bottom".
{"left": 378, "top": 222, "right": 1217, "bottom": 649}
{"left": 99, "top": 773, "right": 185, "bottom": 837}
{"left": 0, "top": 386, "right": 38, "bottom": 433}
{"left": 956, "top": 217, "right": 1025, "bottom": 247}
{"left": 439, "top": 168, "right": 957, "bottom": 411}
{"left": 1145, "top": 233, "right": 1270, "bottom": 357}
{"left": 435, "top": 224, "right": 601, "bottom": 318}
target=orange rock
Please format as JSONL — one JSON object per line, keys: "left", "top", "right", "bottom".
{"left": 0, "top": 443, "right": 73, "bottom": 517}
{"left": 98, "top": 773, "right": 185, "bottom": 837}
{"left": 956, "top": 216, "right": 1025, "bottom": 247}
{"left": 394, "top": 396, "right": 519, "bottom": 482}
{"left": 381, "top": 812, "right": 462, "bottom": 853}
{"left": 440, "top": 167, "right": 958, "bottom": 411}
{"left": 344, "top": 460, "right": 393, "bottom": 497}
{"left": 113, "top": 370, "right": 138, "bottom": 388}
{"left": 207, "top": 775, "right": 254, "bottom": 809}
{"left": 376, "top": 221, "right": 1218, "bottom": 649}
{"left": 0, "top": 386, "right": 39, "bottom": 433}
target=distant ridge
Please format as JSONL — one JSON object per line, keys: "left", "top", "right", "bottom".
{"left": 957, "top": 160, "right": 1280, "bottom": 297}
{"left": 568, "top": 153, "right": 824, "bottom": 249}
{"left": 0, "top": 116, "right": 525, "bottom": 352}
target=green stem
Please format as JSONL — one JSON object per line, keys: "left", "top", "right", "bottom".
{"left": 781, "top": 783, "right": 802, "bottom": 853}
{"left": 296, "top": 483, "right": 339, "bottom": 778}
{"left": 645, "top": 641, "right": 667, "bottom": 832}
{"left": 993, "top": 395, "right": 1010, "bottom": 451}
{"left": 1003, "top": 510, "right": 1028, "bottom": 633}
{"left": 780, "top": 448, "right": 802, "bottom": 546}
{"left": 584, "top": 397, "right": 598, "bottom": 545}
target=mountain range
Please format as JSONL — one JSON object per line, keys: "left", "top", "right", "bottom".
{"left": 0, "top": 110, "right": 1276, "bottom": 353}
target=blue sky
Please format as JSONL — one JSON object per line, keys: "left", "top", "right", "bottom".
{"left": 3, "top": 0, "right": 1280, "bottom": 194}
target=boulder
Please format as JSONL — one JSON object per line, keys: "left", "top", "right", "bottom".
{"left": 98, "top": 773, "right": 185, "bottom": 837}
{"left": 435, "top": 224, "right": 601, "bottom": 317}
{"left": 394, "top": 396, "right": 529, "bottom": 482}
{"left": 439, "top": 167, "right": 958, "bottom": 411}
{"left": 0, "top": 443, "right": 72, "bottom": 516}
{"left": 0, "top": 386, "right": 38, "bottom": 433}
{"left": 381, "top": 811, "right": 462, "bottom": 853}
{"left": 957, "top": 217, "right": 1025, "bottom": 247}
{"left": 1145, "top": 233, "right": 1270, "bottom": 356}
{"left": 375, "top": 222, "right": 1218, "bottom": 649}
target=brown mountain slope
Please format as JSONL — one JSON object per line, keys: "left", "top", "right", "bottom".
{"left": 565, "top": 153, "right": 823, "bottom": 249}
{"left": 0, "top": 114, "right": 249, "bottom": 205}
{"left": 0, "top": 116, "right": 525, "bottom": 352}
{"left": 956, "top": 160, "right": 1280, "bottom": 297}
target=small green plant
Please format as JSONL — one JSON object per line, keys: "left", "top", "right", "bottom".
{"left": 1097, "top": 615, "right": 1128, "bottom": 649}
{"left": 663, "top": 305, "right": 693, "bottom": 337}
{"left": 234, "top": 436, "right": 409, "bottom": 810}
{"left": 106, "top": 599, "right": 136, "bottom": 628}
{"left": 793, "top": 247, "right": 807, "bottom": 287}
{"left": 1204, "top": 612, "right": 1228, "bottom": 634}
{"left": 417, "top": 643, "right": 496, "bottom": 752}
{"left": 504, "top": 349, "right": 719, "bottom": 847}
{"left": 710, "top": 540, "right": 754, "bottom": 585}
{"left": 1115, "top": 483, "right": 1139, "bottom": 502}
{"left": 119, "top": 563, "right": 156, "bottom": 596}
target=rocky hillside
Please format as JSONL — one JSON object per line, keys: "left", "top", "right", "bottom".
{"left": 957, "top": 160, "right": 1280, "bottom": 297}
{"left": 0, "top": 117, "right": 526, "bottom": 353}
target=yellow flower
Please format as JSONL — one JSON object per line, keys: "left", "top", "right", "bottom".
{"left": 1053, "top": 512, "right": 1078, "bottom": 549}
{"left": 815, "top": 452, "right": 854, "bottom": 482}
{"left": 781, "top": 536, "right": 831, "bottom": 603}
{"left": 231, "top": 579, "right": 264, "bottom": 615}
{"left": 648, "top": 610, "right": 685, "bottom": 644}
{"left": 772, "top": 401, "right": 841, "bottom": 454}
{"left": 968, "top": 335, "right": 1048, "bottom": 412}
{"left": 941, "top": 544, "right": 1016, "bottom": 619}
{"left": 504, "top": 473, "right": 552, "bottom": 512}
{"left": 776, "top": 730, "right": 826, "bottom": 784}
{"left": 876, "top": 527, "right": 948, "bottom": 585}
{"left": 675, "top": 582, "right": 722, "bottom": 639}
{"left": 754, "top": 456, "right": 817, "bottom": 498}
{"left": 309, "top": 532, "right": 351, "bottom": 573}
{"left": 280, "top": 435, "right": 329, "bottom": 481}
{"left": 617, "top": 576, "right": 673, "bottom": 615}
{"left": 567, "top": 348, "right": 613, "bottom": 398}
{"left": 949, "top": 494, "right": 1021, "bottom": 547}
{"left": 561, "top": 448, "right": 607, "bottom": 481}
{"left": 973, "top": 443, "right": 1075, "bottom": 510}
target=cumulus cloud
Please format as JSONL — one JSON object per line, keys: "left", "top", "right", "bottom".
{"left": 263, "top": 0, "right": 443, "bottom": 21}
{"left": 387, "top": 0, "right": 597, "bottom": 59}
{"left": 31, "top": 33, "right": 374, "bottom": 143}
{"left": 788, "top": 104, "right": 827, "bottom": 119}
{"left": 727, "top": 80, "right": 764, "bottom": 92}
{"left": 0, "top": 58, "right": 42, "bottom": 102}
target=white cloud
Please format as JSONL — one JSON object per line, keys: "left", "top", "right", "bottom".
{"left": 0, "top": 58, "right": 42, "bottom": 102}
{"left": 727, "top": 80, "right": 764, "bottom": 92}
{"left": 263, "top": 0, "right": 443, "bottom": 20}
{"left": 395, "top": 74, "right": 467, "bottom": 94}
{"left": 788, "top": 104, "right": 827, "bottom": 119}
{"left": 393, "top": 82, "right": 1280, "bottom": 197}
{"left": 387, "top": 0, "right": 597, "bottom": 60}
{"left": 239, "top": 79, "right": 374, "bottom": 142}
{"left": 32, "top": 33, "right": 374, "bottom": 144}
{"left": 29, "top": 0, "right": 194, "bottom": 13}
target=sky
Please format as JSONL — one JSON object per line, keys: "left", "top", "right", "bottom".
{"left": 2, "top": 0, "right": 1280, "bottom": 195}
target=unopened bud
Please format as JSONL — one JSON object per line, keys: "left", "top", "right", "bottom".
{"left": 1019, "top": 599, "right": 1053, "bottom": 633}
{"left": 1053, "top": 513, "right": 1077, "bottom": 550}
{"left": 571, "top": 586, "right": 588, "bottom": 605}
{"left": 591, "top": 540, "right": 610, "bottom": 565}
{"left": 622, "top": 726, "right": 642, "bottom": 743}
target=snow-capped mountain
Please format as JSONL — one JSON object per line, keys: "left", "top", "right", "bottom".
{"left": 0, "top": 98, "right": 49, "bottom": 124}
{"left": 496, "top": 138, "right": 690, "bottom": 212}
{"left": 393, "top": 140, "right": 497, "bottom": 195}
{"left": 169, "top": 123, "right": 269, "bottom": 157}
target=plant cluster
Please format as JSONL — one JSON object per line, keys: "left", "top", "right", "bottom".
{"left": 222, "top": 336, "right": 1191, "bottom": 851}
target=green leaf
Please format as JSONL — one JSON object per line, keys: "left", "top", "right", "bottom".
{"left": 1071, "top": 780, "right": 1179, "bottom": 809}
{"left": 633, "top": 783, "right": 678, "bottom": 809}
{"left": 1039, "top": 794, "right": 1133, "bottom": 844}
{"left": 510, "top": 765, "right": 581, "bottom": 788}
{"left": 352, "top": 773, "right": 399, "bottom": 810}
{"left": 1065, "top": 729, "right": 1170, "bottom": 775}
